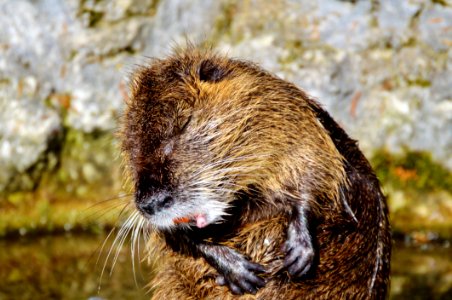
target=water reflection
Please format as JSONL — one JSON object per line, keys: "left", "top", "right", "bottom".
{"left": 391, "top": 241, "right": 452, "bottom": 300}
{"left": 0, "top": 234, "right": 150, "bottom": 300}
{"left": 0, "top": 234, "right": 451, "bottom": 299}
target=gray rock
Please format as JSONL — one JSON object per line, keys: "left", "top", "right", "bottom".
{"left": 143, "top": 0, "right": 223, "bottom": 56}
{"left": 419, "top": 3, "right": 452, "bottom": 52}
{"left": 377, "top": 0, "right": 422, "bottom": 48}
{"left": 317, "top": 0, "right": 374, "bottom": 51}
{"left": 0, "top": 0, "right": 451, "bottom": 194}
{"left": 0, "top": 97, "right": 61, "bottom": 191}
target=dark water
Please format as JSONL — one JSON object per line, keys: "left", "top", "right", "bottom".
{"left": 0, "top": 234, "right": 451, "bottom": 300}
{"left": 0, "top": 234, "right": 151, "bottom": 300}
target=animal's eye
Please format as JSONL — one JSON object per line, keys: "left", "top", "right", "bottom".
{"left": 198, "top": 59, "right": 228, "bottom": 82}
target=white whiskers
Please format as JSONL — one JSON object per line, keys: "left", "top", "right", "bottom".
{"left": 97, "top": 208, "right": 150, "bottom": 293}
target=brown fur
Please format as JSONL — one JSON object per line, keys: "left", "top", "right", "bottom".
{"left": 121, "top": 46, "right": 391, "bottom": 299}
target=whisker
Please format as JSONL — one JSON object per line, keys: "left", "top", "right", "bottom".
{"left": 100, "top": 211, "right": 136, "bottom": 282}
{"left": 82, "top": 200, "right": 131, "bottom": 224}
{"left": 117, "top": 201, "right": 134, "bottom": 220}
{"left": 137, "top": 218, "right": 149, "bottom": 276}
{"left": 85, "top": 193, "right": 134, "bottom": 210}
{"left": 97, "top": 226, "right": 118, "bottom": 293}
{"left": 111, "top": 212, "right": 140, "bottom": 275}
{"left": 131, "top": 216, "right": 145, "bottom": 286}
{"left": 79, "top": 192, "right": 134, "bottom": 230}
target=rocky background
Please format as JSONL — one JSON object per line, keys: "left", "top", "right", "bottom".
{"left": 0, "top": 0, "right": 451, "bottom": 240}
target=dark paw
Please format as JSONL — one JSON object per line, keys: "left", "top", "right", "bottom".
{"left": 283, "top": 230, "right": 315, "bottom": 277}
{"left": 212, "top": 249, "right": 266, "bottom": 295}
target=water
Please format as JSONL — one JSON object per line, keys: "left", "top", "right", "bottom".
{"left": 0, "top": 234, "right": 450, "bottom": 299}
{"left": 0, "top": 234, "right": 150, "bottom": 300}
{"left": 390, "top": 241, "right": 452, "bottom": 300}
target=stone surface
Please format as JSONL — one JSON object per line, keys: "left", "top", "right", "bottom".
{"left": 0, "top": 0, "right": 450, "bottom": 197}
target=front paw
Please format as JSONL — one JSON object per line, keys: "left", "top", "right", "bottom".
{"left": 209, "top": 247, "right": 266, "bottom": 295}
{"left": 282, "top": 225, "right": 315, "bottom": 277}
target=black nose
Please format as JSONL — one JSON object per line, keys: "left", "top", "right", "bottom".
{"left": 138, "top": 193, "right": 174, "bottom": 215}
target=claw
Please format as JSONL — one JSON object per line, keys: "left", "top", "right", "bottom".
{"left": 219, "top": 260, "right": 266, "bottom": 294}
{"left": 202, "top": 245, "right": 266, "bottom": 295}
{"left": 216, "top": 275, "right": 226, "bottom": 286}
{"left": 283, "top": 237, "right": 314, "bottom": 277}
{"left": 229, "top": 283, "right": 243, "bottom": 295}
{"left": 283, "top": 210, "right": 315, "bottom": 277}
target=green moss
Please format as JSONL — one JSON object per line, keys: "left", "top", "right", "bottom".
{"left": 0, "top": 195, "right": 125, "bottom": 238}
{"left": 401, "top": 37, "right": 418, "bottom": 48}
{"left": 149, "top": 0, "right": 161, "bottom": 15}
{"left": 0, "top": 127, "right": 65, "bottom": 195}
{"left": 125, "top": 0, "right": 161, "bottom": 17}
{"left": 406, "top": 78, "right": 431, "bottom": 87}
{"left": 431, "top": 0, "right": 448, "bottom": 6}
{"left": 278, "top": 39, "right": 305, "bottom": 65}
{"left": 110, "top": 0, "right": 161, "bottom": 19}
{"left": 68, "top": 49, "right": 78, "bottom": 61}
{"left": 371, "top": 149, "right": 452, "bottom": 240}
{"left": 210, "top": 1, "right": 239, "bottom": 44}
{"left": 99, "top": 45, "right": 138, "bottom": 60}
{"left": 77, "top": 0, "right": 105, "bottom": 28}
{"left": 217, "top": 2, "right": 236, "bottom": 34}
{"left": 0, "top": 78, "right": 11, "bottom": 85}
{"left": 371, "top": 149, "right": 452, "bottom": 193}
{"left": 87, "top": 10, "right": 104, "bottom": 27}
{"left": 0, "top": 126, "right": 127, "bottom": 237}
{"left": 42, "top": 128, "right": 122, "bottom": 197}
{"left": 369, "top": 15, "right": 379, "bottom": 28}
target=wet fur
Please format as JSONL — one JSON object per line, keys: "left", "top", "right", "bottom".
{"left": 121, "top": 46, "right": 391, "bottom": 299}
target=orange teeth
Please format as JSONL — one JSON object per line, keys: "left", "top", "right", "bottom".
{"left": 173, "top": 217, "right": 191, "bottom": 224}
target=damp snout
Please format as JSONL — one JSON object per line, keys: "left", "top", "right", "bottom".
{"left": 137, "top": 192, "right": 174, "bottom": 216}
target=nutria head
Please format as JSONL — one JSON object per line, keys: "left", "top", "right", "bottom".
{"left": 121, "top": 47, "right": 345, "bottom": 230}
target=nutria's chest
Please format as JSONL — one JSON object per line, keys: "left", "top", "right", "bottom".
{"left": 159, "top": 216, "right": 290, "bottom": 274}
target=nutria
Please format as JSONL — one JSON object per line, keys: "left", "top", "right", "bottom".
{"left": 120, "top": 46, "right": 391, "bottom": 299}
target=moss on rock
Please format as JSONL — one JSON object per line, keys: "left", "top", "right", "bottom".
{"left": 372, "top": 149, "right": 452, "bottom": 193}
{"left": 371, "top": 149, "right": 452, "bottom": 240}
{"left": 0, "top": 129, "right": 128, "bottom": 238}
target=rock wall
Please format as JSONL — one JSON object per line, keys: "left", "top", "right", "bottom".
{"left": 0, "top": 0, "right": 451, "bottom": 236}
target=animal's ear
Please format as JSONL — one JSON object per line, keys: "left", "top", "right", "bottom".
{"left": 198, "top": 59, "right": 229, "bottom": 83}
